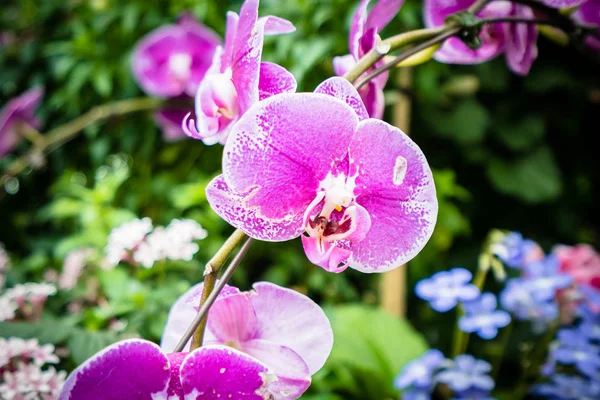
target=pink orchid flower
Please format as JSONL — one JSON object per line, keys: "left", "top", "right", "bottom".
{"left": 0, "top": 87, "right": 44, "bottom": 158}
{"left": 58, "top": 339, "right": 276, "bottom": 399}
{"left": 161, "top": 282, "right": 333, "bottom": 399}
{"left": 206, "top": 77, "right": 438, "bottom": 273}
{"left": 542, "top": 0, "right": 588, "bottom": 8}
{"left": 183, "top": 0, "right": 297, "bottom": 145}
{"left": 333, "top": 0, "right": 405, "bottom": 119}
{"left": 575, "top": 0, "right": 600, "bottom": 52}
{"left": 424, "top": 0, "right": 538, "bottom": 75}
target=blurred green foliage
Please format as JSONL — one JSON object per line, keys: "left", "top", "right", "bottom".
{"left": 1, "top": 0, "right": 598, "bottom": 398}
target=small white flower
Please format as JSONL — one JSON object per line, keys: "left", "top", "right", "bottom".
{"left": 105, "top": 218, "right": 153, "bottom": 266}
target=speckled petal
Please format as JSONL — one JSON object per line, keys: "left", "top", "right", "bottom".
{"left": 258, "top": 62, "right": 297, "bottom": 101}
{"left": 59, "top": 339, "right": 171, "bottom": 400}
{"left": 222, "top": 92, "right": 359, "bottom": 223}
{"left": 314, "top": 77, "right": 368, "bottom": 120}
{"left": 249, "top": 282, "right": 334, "bottom": 375}
{"left": 206, "top": 174, "right": 305, "bottom": 241}
{"left": 242, "top": 339, "right": 311, "bottom": 399}
{"left": 161, "top": 281, "right": 240, "bottom": 352}
{"left": 348, "top": 118, "right": 438, "bottom": 272}
{"left": 180, "top": 345, "right": 273, "bottom": 400}
{"left": 207, "top": 292, "right": 259, "bottom": 343}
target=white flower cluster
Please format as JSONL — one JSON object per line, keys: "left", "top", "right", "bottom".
{"left": 0, "top": 283, "right": 56, "bottom": 322}
{"left": 105, "top": 218, "right": 208, "bottom": 268}
{"left": 0, "top": 338, "right": 65, "bottom": 400}
{"left": 58, "top": 248, "right": 93, "bottom": 290}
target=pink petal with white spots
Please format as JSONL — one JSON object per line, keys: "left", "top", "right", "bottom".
{"left": 207, "top": 292, "right": 259, "bottom": 344}
{"left": 249, "top": 282, "right": 334, "bottom": 374}
{"left": 161, "top": 282, "right": 240, "bottom": 352}
{"left": 348, "top": 119, "right": 438, "bottom": 272}
{"left": 222, "top": 92, "right": 359, "bottom": 222}
{"left": 206, "top": 175, "right": 305, "bottom": 241}
{"left": 314, "top": 77, "right": 368, "bottom": 120}
{"left": 258, "top": 62, "right": 297, "bottom": 101}
{"left": 242, "top": 339, "right": 311, "bottom": 399}
{"left": 180, "top": 345, "right": 273, "bottom": 400}
{"left": 59, "top": 339, "right": 172, "bottom": 400}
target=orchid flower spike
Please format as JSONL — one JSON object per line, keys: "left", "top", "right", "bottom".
{"left": 161, "top": 281, "right": 334, "bottom": 399}
{"left": 206, "top": 77, "right": 438, "bottom": 273}
{"left": 183, "top": 0, "right": 297, "bottom": 145}
{"left": 424, "top": 0, "right": 539, "bottom": 75}
{"left": 0, "top": 87, "right": 44, "bottom": 158}
{"left": 333, "top": 0, "right": 405, "bottom": 118}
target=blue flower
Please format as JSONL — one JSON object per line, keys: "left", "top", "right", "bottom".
{"left": 436, "top": 355, "right": 494, "bottom": 393}
{"left": 403, "top": 388, "right": 432, "bottom": 400}
{"left": 395, "top": 349, "right": 446, "bottom": 391}
{"left": 524, "top": 255, "right": 572, "bottom": 302}
{"left": 500, "top": 278, "right": 558, "bottom": 333}
{"left": 459, "top": 293, "right": 511, "bottom": 339}
{"left": 534, "top": 374, "right": 600, "bottom": 400}
{"left": 491, "top": 231, "right": 540, "bottom": 269}
{"left": 451, "top": 389, "right": 496, "bottom": 400}
{"left": 415, "top": 268, "right": 480, "bottom": 312}
{"left": 551, "top": 328, "right": 600, "bottom": 378}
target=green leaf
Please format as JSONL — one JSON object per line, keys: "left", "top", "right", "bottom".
{"left": 67, "top": 329, "right": 120, "bottom": 365}
{"left": 325, "top": 305, "right": 428, "bottom": 398}
{"left": 0, "top": 315, "right": 78, "bottom": 344}
{"left": 429, "top": 100, "right": 490, "bottom": 145}
{"left": 495, "top": 116, "right": 545, "bottom": 152}
{"left": 170, "top": 181, "right": 208, "bottom": 210}
{"left": 486, "top": 147, "right": 563, "bottom": 203}
{"left": 92, "top": 68, "right": 113, "bottom": 97}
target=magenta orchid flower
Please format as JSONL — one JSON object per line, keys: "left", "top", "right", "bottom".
{"left": 0, "top": 87, "right": 44, "bottom": 158}
{"left": 333, "top": 0, "right": 405, "bottom": 119}
{"left": 206, "top": 77, "right": 438, "bottom": 273}
{"left": 161, "top": 281, "right": 334, "bottom": 399}
{"left": 575, "top": 0, "right": 600, "bottom": 52}
{"left": 132, "top": 14, "right": 220, "bottom": 98}
{"left": 58, "top": 339, "right": 277, "bottom": 399}
{"left": 541, "top": 0, "right": 588, "bottom": 8}
{"left": 424, "top": 0, "right": 538, "bottom": 75}
{"left": 183, "top": 0, "right": 297, "bottom": 145}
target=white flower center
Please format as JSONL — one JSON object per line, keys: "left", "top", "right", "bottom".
{"left": 168, "top": 53, "right": 192, "bottom": 81}
{"left": 319, "top": 173, "right": 355, "bottom": 218}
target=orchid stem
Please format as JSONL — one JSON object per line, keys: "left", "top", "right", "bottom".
{"left": 186, "top": 229, "right": 249, "bottom": 351}
{"left": 0, "top": 97, "right": 162, "bottom": 191}
{"left": 174, "top": 236, "right": 253, "bottom": 352}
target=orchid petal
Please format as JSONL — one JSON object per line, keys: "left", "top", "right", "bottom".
{"left": 222, "top": 92, "right": 359, "bottom": 222}
{"left": 350, "top": 0, "right": 371, "bottom": 58}
{"left": 262, "top": 16, "right": 296, "bottom": 35}
{"left": 332, "top": 54, "right": 356, "bottom": 77}
{"left": 258, "top": 62, "right": 298, "bottom": 101}
{"left": 154, "top": 109, "right": 190, "bottom": 142}
{"left": 348, "top": 119, "right": 438, "bottom": 272}
{"left": 541, "top": 0, "right": 587, "bottom": 8}
{"left": 180, "top": 345, "right": 273, "bottom": 400}
{"left": 242, "top": 339, "right": 311, "bottom": 399}
{"left": 206, "top": 175, "right": 305, "bottom": 241}
{"left": 221, "top": 12, "right": 240, "bottom": 68}
{"left": 301, "top": 235, "right": 352, "bottom": 273}
{"left": 366, "top": 0, "right": 405, "bottom": 33}
{"left": 0, "top": 87, "right": 44, "bottom": 158}
{"left": 160, "top": 282, "right": 240, "bottom": 352}
{"left": 249, "top": 282, "right": 334, "bottom": 374}
{"left": 59, "top": 339, "right": 171, "bottom": 400}
{"left": 575, "top": 0, "right": 600, "bottom": 52}
{"left": 206, "top": 292, "right": 259, "bottom": 344}
{"left": 360, "top": 81, "right": 385, "bottom": 119}
{"left": 314, "top": 77, "right": 369, "bottom": 120}
{"left": 504, "top": 5, "right": 538, "bottom": 75}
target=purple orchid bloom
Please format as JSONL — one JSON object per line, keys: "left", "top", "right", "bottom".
{"left": 161, "top": 281, "right": 333, "bottom": 398}
{"left": 58, "top": 339, "right": 279, "bottom": 399}
{"left": 524, "top": 255, "right": 573, "bottom": 302}
{"left": 205, "top": 77, "right": 438, "bottom": 273}
{"left": 333, "top": 0, "right": 405, "bottom": 119}
{"left": 423, "top": 0, "right": 538, "bottom": 75}
{"left": 459, "top": 292, "right": 511, "bottom": 339}
{"left": 0, "top": 87, "right": 44, "bottom": 158}
{"left": 542, "top": 0, "right": 588, "bottom": 9}
{"left": 435, "top": 355, "right": 495, "bottom": 393}
{"left": 132, "top": 14, "right": 220, "bottom": 98}
{"left": 183, "top": 0, "right": 297, "bottom": 145}
{"left": 415, "top": 268, "right": 480, "bottom": 312}
{"left": 575, "top": 0, "right": 600, "bottom": 52}
{"left": 395, "top": 349, "right": 446, "bottom": 391}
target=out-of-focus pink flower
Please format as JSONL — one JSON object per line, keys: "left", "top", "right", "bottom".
{"left": 553, "top": 244, "right": 600, "bottom": 290}
{"left": 424, "top": 0, "right": 538, "bottom": 75}
{"left": 59, "top": 248, "right": 93, "bottom": 290}
{"left": 161, "top": 281, "right": 333, "bottom": 398}
{"left": 183, "top": 0, "right": 297, "bottom": 145}
{"left": 333, "top": 0, "right": 405, "bottom": 119}
{"left": 132, "top": 14, "right": 220, "bottom": 98}
{"left": 206, "top": 77, "right": 437, "bottom": 273}
{"left": 575, "top": 0, "right": 600, "bottom": 52}
{"left": 541, "top": 0, "right": 587, "bottom": 8}
{"left": 0, "top": 87, "right": 44, "bottom": 158}
{"left": 0, "top": 283, "right": 56, "bottom": 321}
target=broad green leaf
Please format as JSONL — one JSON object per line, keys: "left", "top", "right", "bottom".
{"left": 495, "top": 116, "right": 545, "bottom": 151}
{"left": 67, "top": 329, "right": 120, "bottom": 365}
{"left": 486, "top": 147, "right": 563, "bottom": 203}
{"left": 0, "top": 315, "right": 78, "bottom": 344}
{"left": 429, "top": 100, "right": 490, "bottom": 144}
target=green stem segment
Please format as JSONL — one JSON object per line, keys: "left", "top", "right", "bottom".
{"left": 189, "top": 229, "right": 248, "bottom": 350}
{"left": 1, "top": 97, "right": 162, "bottom": 188}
